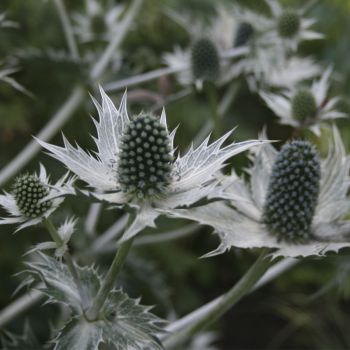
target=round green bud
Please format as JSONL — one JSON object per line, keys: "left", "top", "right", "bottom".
{"left": 117, "top": 114, "right": 173, "bottom": 199}
{"left": 277, "top": 10, "right": 300, "bottom": 38}
{"left": 12, "top": 175, "right": 53, "bottom": 218}
{"left": 263, "top": 141, "right": 320, "bottom": 242}
{"left": 291, "top": 89, "right": 317, "bottom": 121}
{"left": 234, "top": 22, "right": 255, "bottom": 47}
{"left": 191, "top": 38, "right": 220, "bottom": 82}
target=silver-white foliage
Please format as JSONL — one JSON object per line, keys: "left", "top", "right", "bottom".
{"left": 25, "top": 253, "right": 165, "bottom": 350}
{"left": 169, "top": 127, "right": 350, "bottom": 258}
{"left": 37, "top": 88, "right": 264, "bottom": 241}
{"left": 0, "top": 164, "right": 74, "bottom": 231}
{"left": 260, "top": 67, "right": 347, "bottom": 135}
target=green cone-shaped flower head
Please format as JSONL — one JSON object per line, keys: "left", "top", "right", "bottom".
{"left": 234, "top": 22, "right": 255, "bottom": 47}
{"left": 191, "top": 38, "right": 220, "bottom": 82}
{"left": 291, "top": 88, "right": 317, "bottom": 121}
{"left": 277, "top": 10, "right": 300, "bottom": 38}
{"left": 117, "top": 114, "right": 173, "bottom": 199}
{"left": 12, "top": 175, "right": 53, "bottom": 218}
{"left": 263, "top": 141, "right": 321, "bottom": 242}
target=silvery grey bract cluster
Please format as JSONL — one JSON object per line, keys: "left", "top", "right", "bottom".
{"left": 0, "top": 165, "right": 74, "bottom": 231}
{"left": 260, "top": 68, "right": 347, "bottom": 135}
{"left": 12, "top": 174, "right": 53, "bottom": 218}
{"left": 263, "top": 141, "right": 320, "bottom": 242}
{"left": 169, "top": 128, "right": 350, "bottom": 258}
{"left": 37, "top": 88, "right": 263, "bottom": 241}
{"left": 118, "top": 114, "right": 173, "bottom": 199}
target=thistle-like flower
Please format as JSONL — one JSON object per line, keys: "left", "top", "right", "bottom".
{"left": 263, "top": 0, "right": 323, "bottom": 51}
{"left": 163, "top": 4, "right": 320, "bottom": 91}
{"left": 0, "top": 165, "right": 74, "bottom": 231}
{"left": 169, "top": 127, "right": 350, "bottom": 258}
{"left": 163, "top": 5, "right": 253, "bottom": 89}
{"left": 260, "top": 68, "right": 347, "bottom": 135}
{"left": 72, "top": 0, "right": 124, "bottom": 43}
{"left": 37, "top": 88, "right": 264, "bottom": 241}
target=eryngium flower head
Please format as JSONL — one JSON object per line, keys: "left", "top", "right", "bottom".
{"left": 0, "top": 165, "right": 74, "bottom": 231}
{"left": 262, "top": 0, "right": 323, "bottom": 51}
{"left": 291, "top": 89, "right": 317, "bottom": 121}
{"left": 169, "top": 127, "right": 350, "bottom": 258}
{"left": 118, "top": 114, "right": 173, "bottom": 199}
{"left": 12, "top": 174, "right": 53, "bottom": 218}
{"left": 191, "top": 38, "right": 220, "bottom": 82}
{"left": 37, "top": 88, "right": 264, "bottom": 241}
{"left": 260, "top": 67, "right": 347, "bottom": 135}
{"left": 263, "top": 141, "right": 320, "bottom": 242}
{"left": 277, "top": 10, "right": 300, "bottom": 38}
{"left": 234, "top": 22, "right": 255, "bottom": 47}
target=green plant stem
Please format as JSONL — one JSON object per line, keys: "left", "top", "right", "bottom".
{"left": 85, "top": 213, "right": 136, "bottom": 321}
{"left": 205, "top": 82, "right": 221, "bottom": 139}
{"left": 43, "top": 218, "right": 90, "bottom": 311}
{"left": 53, "top": 0, "right": 80, "bottom": 60}
{"left": 164, "top": 249, "right": 273, "bottom": 348}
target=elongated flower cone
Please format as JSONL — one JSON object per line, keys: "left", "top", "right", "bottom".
{"left": 263, "top": 141, "right": 321, "bottom": 242}
{"left": 191, "top": 38, "right": 220, "bottom": 82}
{"left": 117, "top": 114, "right": 173, "bottom": 200}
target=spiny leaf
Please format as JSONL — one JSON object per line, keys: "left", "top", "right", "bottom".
{"left": 53, "top": 289, "right": 166, "bottom": 350}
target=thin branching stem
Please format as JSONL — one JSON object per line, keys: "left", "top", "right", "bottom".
{"left": 163, "top": 249, "right": 274, "bottom": 348}
{"left": 85, "top": 213, "right": 136, "bottom": 321}
{"left": 53, "top": 0, "right": 80, "bottom": 60}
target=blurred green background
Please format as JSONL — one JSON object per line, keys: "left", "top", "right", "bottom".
{"left": 1, "top": 0, "right": 350, "bottom": 349}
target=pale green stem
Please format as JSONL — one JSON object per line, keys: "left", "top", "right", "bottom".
{"left": 85, "top": 213, "right": 136, "bottom": 321}
{"left": 105, "top": 66, "right": 186, "bottom": 92}
{"left": 205, "top": 82, "right": 221, "bottom": 139}
{"left": 90, "top": 0, "right": 143, "bottom": 80}
{"left": 53, "top": 0, "right": 80, "bottom": 60}
{"left": 43, "top": 218, "right": 90, "bottom": 311}
{"left": 163, "top": 249, "right": 273, "bottom": 348}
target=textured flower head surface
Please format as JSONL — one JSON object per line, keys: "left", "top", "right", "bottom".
{"left": 260, "top": 67, "right": 347, "bottom": 135}
{"left": 72, "top": 0, "right": 124, "bottom": 43}
{"left": 0, "top": 165, "right": 74, "bottom": 231}
{"left": 263, "top": 0, "right": 323, "bottom": 51}
{"left": 37, "top": 87, "right": 264, "bottom": 241}
{"left": 169, "top": 127, "right": 350, "bottom": 258}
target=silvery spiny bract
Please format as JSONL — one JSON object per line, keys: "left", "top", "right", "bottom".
{"left": 37, "top": 88, "right": 264, "bottom": 241}
{"left": 163, "top": 2, "right": 320, "bottom": 92}
{"left": 169, "top": 127, "right": 350, "bottom": 258}
{"left": 263, "top": 0, "right": 323, "bottom": 51}
{"left": 0, "top": 165, "right": 74, "bottom": 231}
{"left": 260, "top": 68, "right": 347, "bottom": 135}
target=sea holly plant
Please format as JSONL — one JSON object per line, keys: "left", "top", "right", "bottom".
{"left": 168, "top": 127, "right": 350, "bottom": 258}
{"left": 0, "top": 87, "right": 263, "bottom": 348}
{"left": 37, "top": 87, "right": 264, "bottom": 242}
{"left": 260, "top": 67, "right": 347, "bottom": 135}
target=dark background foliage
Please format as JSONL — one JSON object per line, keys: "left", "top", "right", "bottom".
{"left": 1, "top": 0, "right": 350, "bottom": 349}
